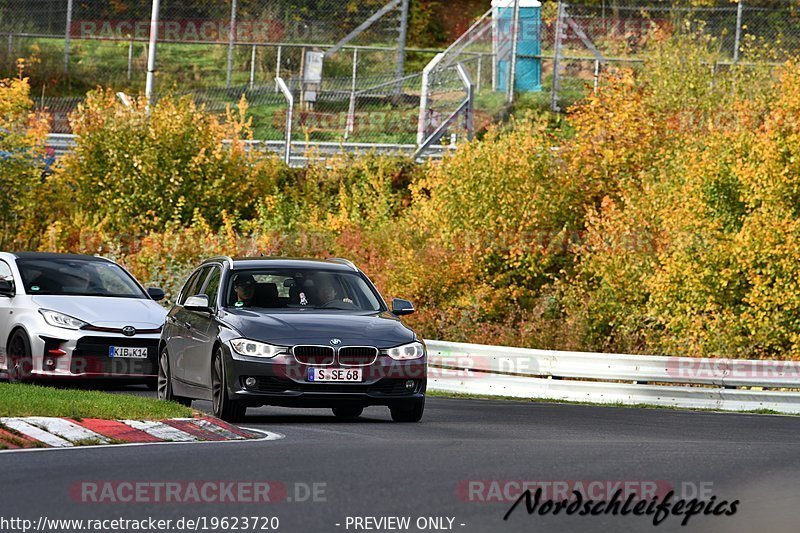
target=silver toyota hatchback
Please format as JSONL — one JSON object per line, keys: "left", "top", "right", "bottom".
{"left": 0, "top": 252, "right": 167, "bottom": 384}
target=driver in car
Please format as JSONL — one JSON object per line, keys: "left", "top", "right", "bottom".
{"left": 315, "top": 274, "right": 353, "bottom": 307}
{"left": 233, "top": 274, "right": 257, "bottom": 307}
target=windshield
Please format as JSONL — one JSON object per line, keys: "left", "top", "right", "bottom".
{"left": 226, "top": 269, "right": 384, "bottom": 312}
{"left": 16, "top": 258, "right": 147, "bottom": 298}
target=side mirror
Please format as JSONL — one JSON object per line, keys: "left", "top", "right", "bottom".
{"left": 147, "top": 287, "right": 166, "bottom": 301}
{"left": 0, "top": 279, "right": 14, "bottom": 297}
{"left": 184, "top": 294, "right": 212, "bottom": 313}
{"left": 391, "top": 298, "right": 415, "bottom": 316}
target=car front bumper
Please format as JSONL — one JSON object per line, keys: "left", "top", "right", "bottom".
{"left": 224, "top": 347, "right": 427, "bottom": 408}
{"left": 27, "top": 328, "right": 161, "bottom": 380}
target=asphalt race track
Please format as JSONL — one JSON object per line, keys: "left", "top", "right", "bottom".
{"left": 2, "top": 392, "right": 799, "bottom": 533}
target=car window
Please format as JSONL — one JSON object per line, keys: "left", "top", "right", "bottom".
{"left": 201, "top": 267, "right": 222, "bottom": 307}
{"left": 0, "top": 260, "right": 12, "bottom": 281}
{"left": 178, "top": 267, "right": 209, "bottom": 305}
{"left": 225, "top": 269, "right": 384, "bottom": 312}
{"left": 15, "top": 258, "right": 147, "bottom": 298}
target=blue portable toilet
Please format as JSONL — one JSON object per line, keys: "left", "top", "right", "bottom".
{"left": 493, "top": 0, "right": 542, "bottom": 93}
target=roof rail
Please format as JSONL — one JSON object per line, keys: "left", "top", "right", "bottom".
{"left": 206, "top": 256, "right": 235, "bottom": 269}
{"left": 328, "top": 257, "right": 358, "bottom": 271}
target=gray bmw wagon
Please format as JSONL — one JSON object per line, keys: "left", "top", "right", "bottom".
{"left": 158, "top": 257, "right": 426, "bottom": 422}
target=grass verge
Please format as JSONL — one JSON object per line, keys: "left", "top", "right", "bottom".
{"left": 0, "top": 382, "right": 193, "bottom": 420}
{"left": 426, "top": 390, "right": 793, "bottom": 416}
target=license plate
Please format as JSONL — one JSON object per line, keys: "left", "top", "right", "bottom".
{"left": 109, "top": 346, "right": 148, "bottom": 359}
{"left": 307, "top": 368, "right": 363, "bottom": 382}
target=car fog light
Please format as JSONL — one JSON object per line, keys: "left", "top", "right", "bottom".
{"left": 44, "top": 358, "right": 55, "bottom": 368}
{"left": 405, "top": 379, "right": 416, "bottom": 390}
{"left": 245, "top": 377, "right": 257, "bottom": 388}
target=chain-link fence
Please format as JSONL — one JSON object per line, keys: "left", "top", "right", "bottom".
{"left": 5, "top": 1, "right": 800, "bottom": 152}
{"left": 0, "top": 0, "right": 437, "bottom": 142}
{"left": 543, "top": 1, "right": 800, "bottom": 112}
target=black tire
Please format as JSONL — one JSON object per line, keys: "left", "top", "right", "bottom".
{"left": 7, "top": 330, "right": 33, "bottom": 383}
{"left": 390, "top": 399, "right": 425, "bottom": 423}
{"left": 332, "top": 406, "right": 364, "bottom": 419}
{"left": 157, "top": 350, "right": 192, "bottom": 407}
{"left": 211, "top": 350, "right": 245, "bottom": 422}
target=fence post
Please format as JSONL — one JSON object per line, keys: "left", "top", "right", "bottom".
{"left": 226, "top": 0, "right": 238, "bottom": 89}
{"left": 491, "top": 7, "right": 498, "bottom": 91}
{"left": 275, "top": 45, "right": 282, "bottom": 92}
{"left": 710, "top": 62, "right": 716, "bottom": 90}
{"left": 457, "top": 63, "right": 475, "bottom": 141}
{"left": 551, "top": 0, "right": 566, "bottom": 112}
{"left": 127, "top": 36, "right": 134, "bottom": 81}
{"left": 276, "top": 77, "right": 293, "bottom": 166}
{"left": 7, "top": 34, "right": 12, "bottom": 69}
{"left": 145, "top": 0, "right": 160, "bottom": 109}
{"left": 734, "top": 0, "right": 743, "bottom": 63}
{"left": 417, "top": 53, "right": 444, "bottom": 146}
{"left": 477, "top": 53, "right": 483, "bottom": 93}
{"left": 345, "top": 48, "right": 358, "bottom": 140}
{"left": 249, "top": 45, "right": 257, "bottom": 90}
{"left": 395, "top": 0, "right": 410, "bottom": 84}
{"left": 63, "top": 0, "right": 73, "bottom": 76}
{"left": 507, "top": 0, "right": 521, "bottom": 104}
{"left": 593, "top": 59, "right": 600, "bottom": 92}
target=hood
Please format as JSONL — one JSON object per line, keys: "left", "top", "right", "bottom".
{"left": 32, "top": 295, "right": 167, "bottom": 329}
{"left": 219, "top": 309, "right": 416, "bottom": 348}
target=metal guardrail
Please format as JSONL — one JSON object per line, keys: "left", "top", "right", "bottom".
{"left": 45, "top": 134, "right": 451, "bottom": 167}
{"left": 425, "top": 340, "right": 800, "bottom": 414}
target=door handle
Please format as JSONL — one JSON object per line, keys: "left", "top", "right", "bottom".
{"left": 169, "top": 316, "right": 192, "bottom": 330}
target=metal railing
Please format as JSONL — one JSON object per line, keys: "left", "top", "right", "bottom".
{"left": 45, "top": 133, "right": 451, "bottom": 167}
{"left": 425, "top": 340, "right": 800, "bottom": 414}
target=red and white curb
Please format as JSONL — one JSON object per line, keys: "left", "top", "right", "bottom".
{"left": 0, "top": 416, "right": 282, "bottom": 451}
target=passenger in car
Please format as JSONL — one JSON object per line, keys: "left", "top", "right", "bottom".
{"left": 233, "top": 274, "right": 257, "bottom": 307}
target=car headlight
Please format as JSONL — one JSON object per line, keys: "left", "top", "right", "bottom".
{"left": 230, "top": 339, "right": 285, "bottom": 358}
{"left": 384, "top": 342, "right": 425, "bottom": 360}
{"left": 39, "top": 309, "right": 88, "bottom": 330}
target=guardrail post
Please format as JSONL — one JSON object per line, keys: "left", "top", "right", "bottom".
{"left": 345, "top": 48, "right": 358, "bottom": 140}
{"left": 276, "top": 77, "right": 293, "bottom": 166}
